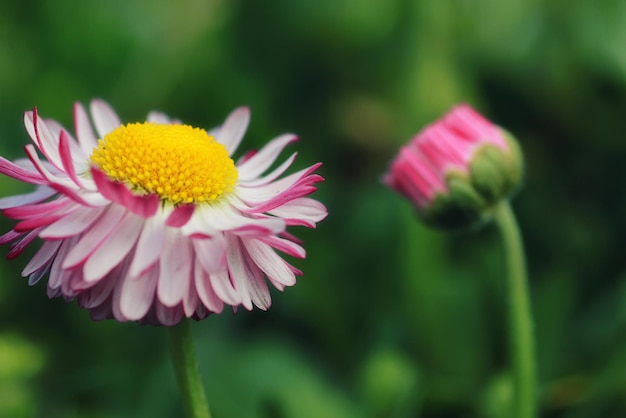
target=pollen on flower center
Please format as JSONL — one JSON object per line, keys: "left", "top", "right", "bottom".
{"left": 90, "top": 122, "right": 238, "bottom": 204}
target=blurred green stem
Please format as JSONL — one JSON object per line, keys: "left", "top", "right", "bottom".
{"left": 168, "top": 319, "right": 211, "bottom": 418}
{"left": 494, "top": 201, "right": 536, "bottom": 418}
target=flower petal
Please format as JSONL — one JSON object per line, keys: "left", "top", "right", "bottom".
{"left": 225, "top": 236, "right": 252, "bottom": 310}
{"left": 46, "top": 119, "right": 86, "bottom": 165}
{"left": 0, "top": 186, "right": 55, "bottom": 210}
{"left": 248, "top": 268, "right": 271, "bottom": 310}
{"left": 48, "top": 238, "right": 75, "bottom": 291}
{"left": 194, "top": 257, "right": 225, "bottom": 313}
{"left": 91, "top": 168, "right": 160, "bottom": 217}
{"left": 118, "top": 265, "right": 158, "bottom": 321}
{"left": 128, "top": 216, "right": 165, "bottom": 278}
{"left": 13, "top": 212, "right": 66, "bottom": 232}
{"left": 25, "top": 145, "right": 94, "bottom": 206}
{"left": 236, "top": 163, "right": 323, "bottom": 212}
{"left": 224, "top": 235, "right": 271, "bottom": 310}
{"left": 58, "top": 130, "right": 87, "bottom": 188}
{"left": 182, "top": 272, "right": 199, "bottom": 317}
{"left": 147, "top": 111, "right": 173, "bottom": 124}
{"left": 74, "top": 102, "right": 98, "bottom": 156}
{"left": 192, "top": 235, "right": 227, "bottom": 273}
{"left": 155, "top": 303, "right": 184, "bottom": 326}
{"left": 237, "top": 134, "right": 298, "bottom": 181}
{"left": 244, "top": 238, "right": 297, "bottom": 287}
{"left": 182, "top": 204, "right": 284, "bottom": 237}
{"left": 267, "top": 197, "right": 328, "bottom": 227}
{"left": 7, "top": 228, "right": 41, "bottom": 259}
{"left": 216, "top": 107, "right": 249, "bottom": 155}
{"left": 63, "top": 205, "right": 126, "bottom": 269}
{"left": 83, "top": 211, "right": 143, "bottom": 282}
{"left": 165, "top": 204, "right": 195, "bottom": 227}
{"left": 0, "top": 157, "right": 47, "bottom": 185}
{"left": 209, "top": 269, "right": 241, "bottom": 306}
{"left": 238, "top": 152, "right": 297, "bottom": 187}
{"left": 0, "top": 230, "right": 21, "bottom": 245}
{"left": 41, "top": 205, "right": 106, "bottom": 239}
{"left": 260, "top": 235, "right": 306, "bottom": 258}
{"left": 78, "top": 268, "right": 119, "bottom": 309}
{"left": 157, "top": 230, "right": 191, "bottom": 307}
{"left": 22, "top": 240, "right": 61, "bottom": 278}
{"left": 3, "top": 197, "right": 71, "bottom": 220}
{"left": 90, "top": 99, "right": 121, "bottom": 138}
{"left": 24, "top": 109, "right": 64, "bottom": 172}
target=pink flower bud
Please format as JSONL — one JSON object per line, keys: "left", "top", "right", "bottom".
{"left": 384, "top": 104, "right": 523, "bottom": 228}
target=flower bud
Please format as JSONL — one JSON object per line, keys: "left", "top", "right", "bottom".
{"left": 384, "top": 104, "right": 523, "bottom": 229}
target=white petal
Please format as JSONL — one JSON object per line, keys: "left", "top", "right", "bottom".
{"left": 46, "top": 119, "right": 86, "bottom": 164}
{"left": 238, "top": 152, "right": 297, "bottom": 187}
{"left": 24, "top": 145, "right": 80, "bottom": 190}
{"left": 27, "top": 264, "right": 50, "bottom": 286}
{"left": 182, "top": 204, "right": 284, "bottom": 236}
{"left": 41, "top": 206, "right": 107, "bottom": 239}
{"left": 237, "top": 134, "right": 297, "bottom": 181}
{"left": 23, "top": 111, "right": 64, "bottom": 171}
{"left": 118, "top": 265, "right": 159, "bottom": 321}
{"left": 79, "top": 267, "right": 119, "bottom": 308}
{"left": 128, "top": 216, "right": 165, "bottom": 278}
{"left": 225, "top": 236, "right": 253, "bottom": 310}
{"left": 194, "top": 257, "right": 225, "bottom": 313}
{"left": 83, "top": 212, "right": 143, "bottom": 282}
{"left": 156, "top": 303, "right": 184, "bottom": 326}
{"left": 216, "top": 107, "right": 249, "bottom": 155}
{"left": 12, "top": 157, "right": 38, "bottom": 170}
{"left": 250, "top": 274, "right": 271, "bottom": 309}
{"left": 244, "top": 239, "right": 296, "bottom": 287}
{"left": 147, "top": 111, "right": 173, "bottom": 124}
{"left": 22, "top": 240, "right": 61, "bottom": 277}
{"left": 183, "top": 273, "right": 199, "bottom": 317}
{"left": 235, "top": 165, "right": 314, "bottom": 204}
{"left": 43, "top": 118, "right": 62, "bottom": 138}
{"left": 0, "top": 187, "right": 55, "bottom": 210}
{"left": 74, "top": 102, "right": 99, "bottom": 155}
{"left": 209, "top": 269, "right": 241, "bottom": 306}
{"left": 228, "top": 237, "right": 271, "bottom": 310}
{"left": 90, "top": 99, "right": 121, "bottom": 138}
{"left": 261, "top": 235, "right": 306, "bottom": 258}
{"left": 63, "top": 205, "right": 126, "bottom": 269}
{"left": 61, "top": 266, "right": 84, "bottom": 296}
{"left": 48, "top": 238, "right": 76, "bottom": 290}
{"left": 157, "top": 230, "right": 192, "bottom": 307}
{"left": 267, "top": 197, "right": 328, "bottom": 225}
{"left": 192, "top": 234, "right": 227, "bottom": 273}
{"left": 243, "top": 249, "right": 271, "bottom": 310}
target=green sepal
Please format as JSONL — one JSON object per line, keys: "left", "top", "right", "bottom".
{"left": 418, "top": 130, "right": 524, "bottom": 230}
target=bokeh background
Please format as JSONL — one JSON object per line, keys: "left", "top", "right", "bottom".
{"left": 1, "top": 1, "right": 626, "bottom": 417}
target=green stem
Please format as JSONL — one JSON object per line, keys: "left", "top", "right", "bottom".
{"left": 493, "top": 201, "right": 536, "bottom": 418}
{"left": 168, "top": 319, "right": 211, "bottom": 418}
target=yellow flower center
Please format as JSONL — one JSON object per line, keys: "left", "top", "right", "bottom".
{"left": 89, "top": 122, "right": 238, "bottom": 205}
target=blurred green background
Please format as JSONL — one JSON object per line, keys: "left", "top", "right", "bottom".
{"left": 1, "top": 0, "right": 626, "bottom": 417}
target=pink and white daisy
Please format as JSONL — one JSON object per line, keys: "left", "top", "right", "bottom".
{"left": 0, "top": 99, "right": 327, "bottom": 325}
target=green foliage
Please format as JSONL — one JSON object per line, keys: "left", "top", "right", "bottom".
{"left": 0, "top": 0, "right": 625, "bottom": 416}
{"left": 0, "top": 334, "right": 44, "bottom": 418}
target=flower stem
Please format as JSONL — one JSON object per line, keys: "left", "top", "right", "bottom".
{"left": 168, "top": 319, "right": 211, "bottom": 418}
{"left": 493, "top": 201, "right": 536, "bottom": 418}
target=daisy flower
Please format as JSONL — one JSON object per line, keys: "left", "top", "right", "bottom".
{"left": 0, "top": 99, "right": 327, "bottom": 325}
